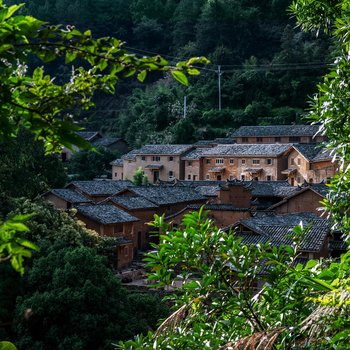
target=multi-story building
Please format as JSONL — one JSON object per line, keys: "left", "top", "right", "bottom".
{"left": 282, "top": 144, "right": 337, "bottom": 185}
{"left": 231, "top": 125, "right": 325, "bottom": 144}
{"left": 113, "top": 144, "right": 194, "bottom": 183}
{"left": 201, "top": 144, "right": 291, "bottom": 181}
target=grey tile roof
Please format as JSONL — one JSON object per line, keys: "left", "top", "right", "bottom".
{"left": 214, "top": 138, "right": 235, "bottom": 144}
{"left": 329, "top": 240, "right": 348, "bottom": 251}
{"left": 309, "top": 182, "right": 329, "bottom": 197}
{"left": 49, "top": 189, "right": 92, "bottom": 204}
{"left": 182, "top": 147, "right": 212, "bottom": 160}
{"left": 122, "top": 149, "right": 139, "bottom": 160}
{"left": 135, "top": 144, "right": 194, "bottom": 155}
{"left": 68, "top": 180, "right": 133, "bottom": 196}
{"left": 76, "top": 204, "right": 138, "bottom": 224}
{"left": 202, "top": 144, "right": 292, "bottom": 157}
{"left": 110, "top": 196, "right": 159, "bottom": 210}
{"left": 188, "top": 204, "right": 250, "bottom": 211}
{"left": 312, "top": 148, "right": 335, "bottom": 162}
{"left": 110, "top": 158, "right": 123, "bottom": 166}
{"left": 238, "top": 212, "right": 330, "bottom": 252}
{"left": 175, "top": 180, "right": 225, "bottom": 197}
{"left": 194, "top": 140, "right": 215, "bottom": 146}
{"left": 293, "top": 144, "right": 323, "bottom": 161}
{"left": 122, "top": 185, "right": 207, "bottom": 206}
{"left": 231, "top": 125, "right": 321, "bottom": 137}
{"left": 92, "top": 137, "right": 123, "bottom": 147}
{"left": 76, "top": 131, "right": 101, "bottom": 141}
{"left": 245, "top": 181, "right": 297, "bottom": 198}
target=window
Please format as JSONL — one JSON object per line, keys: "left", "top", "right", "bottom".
{"left": 188, "top": 174, "right": 191, "bottom": 180}
{"left": 215, "top": 158, "right": 224, "bottom": 164}
{"left": 297, "top": 158, "right": 301, "bottom": 165}
{"left": 229, "top": 175, "right": 235, "bottom": 180}
{"left": 289, "top": 136, "right": 301, "bottom": 142}
{"left": 252, "top": 159, "right": 260, "bottom": 165}
{"left": 275, "top": 137, "right": 281, "bottom": 142}
{"left": 188, "top": 161, "right": 192, "bottom": 166}
{"left": 309, "top": 178, "right": 314, "bottom": 183}
{"left": 121, "top": 173, "right": 123, "bottom": 179}
{"left": 257, "top": 137, "right": 263, "bottom": 143}
{"left": 241, "top": 174, "right": 245, "bottom": 180}
{"left": 290, "top": 158, "right": 295, "bottom": 165}
{"left": 114, "top": 172, "right": 118, "bottom": 177}
{"left": 141, "top": 156, "right": 146, "bottom": 161}
{"left": 229, "top": 158, "right": 234, "bottom": 164}
{"left": 297, "top": 177, "right": 301, "bottom": 183}
{"left": 266, "top": 159, "right": 272, "bottom": 165}
{"left": 242, "top": 137, "right": 248, "bottom": 143}
{"left": 152, "top": 156, "right": 160, "bottom": 161}
{"left": 241, "top": 159, "right": 246, "bottom": 164}
{"left": 193, "top": 175, "right": 197, "bottom": 180}
{"left": 169, "top": 171, "right": 174, "bottom": 178}
{"left": 217, "top": 175, "right": 222, "bottom": 181}
{"left": 206, "top": 174, "right": 210, "bottom": 180}
{"left": 266, "top": 175, "right": 272, "bottom": 181}
{"left": 168, "top": 156, "right": 174, "bottom": 161}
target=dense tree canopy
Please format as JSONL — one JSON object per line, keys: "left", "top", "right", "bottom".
{"left": 5, "top": 0, "right": 333, "bottom": 146}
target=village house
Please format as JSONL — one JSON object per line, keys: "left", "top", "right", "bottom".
{"left": 75, "top": 204, "right": 138, "bottom": 269}
{"left": 234, "top": 212, "right": 330, "bottom": 259}
{"left": 268, "top": 182, "right": 328, "bottom": 215}
{"left": 282, "top": 144, "right": 337, "bottom": 185}
{"left": 66, "top": 180, "right": 133, "bottom": 202}
{"left": 61, "top": 131, "right": 128, "bottom": 161}
{"left": 105, "top": 195, "right": 159, "bottom": 251}
{"left": 231, "top": 124, "right": 325, "bottom": 144}
{"left": 43, "top": 188, "right": 93, "bottom": 209}
{"left": 201, "top": 144, "right": 291, "bottom": 181}
{"left": 182, "top": 147, "right": 212, "bottom": 181}
{"left": 113, "top": 144, "right": 195, "bottom": 183}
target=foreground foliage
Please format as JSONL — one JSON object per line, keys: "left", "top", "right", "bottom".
{"left": 117, "top": 210, "right": 350, "bottom": 349}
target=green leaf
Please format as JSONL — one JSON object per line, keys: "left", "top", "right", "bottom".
{"left": 0, "top": 341, "right": 17, "bottom": 350}
{"left": 171, "top": 70, "right": 188, "bottom": 86}
{"left": 65, "top": 51, "right": 77, "bottom": 64}
{"left": 137, "top": 70, "right": 147, "bottom": 82}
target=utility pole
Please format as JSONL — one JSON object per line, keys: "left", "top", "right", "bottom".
{"left": 218, "top": 65, "right": 221, "bottom": 111}
{"left": 183, "top": 95, "right": 187, "bottom": 118}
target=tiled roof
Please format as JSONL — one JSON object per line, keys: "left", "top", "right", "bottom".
{"left": 309, "top": 182, "right": 329, "bottom": 197}
{"left": 214, "top": 138, "right": 235, "bottom": 144}
{"left": 92, "top": 137, "right": 123, "bottom": 147}
{"left": 188, "top": 204, "right": 250, "bottom": 211}
{"left": 76, "top": 204, "right": 138, "bottom": 224}
{"left": 293, "top": 144, "right": 323, "bottom": 161}
{"left": 110, "top": 159, "right": 123, "bottom": 166}
{"left": 312, "top": 148, "right": 334, "bottom": 162}
{"left": 329, "top": 240, "right": 348, "bottom": 251}
{"left": 68, "top": 180, "right": 133, "bottom": 196}
{"left": 231, "top": 125, "right": 321, "bottom": 137}
{"left": 202, "top": 144, "right": 292, "bottom": 156}
{"left": 76, "top": 131, "right": 101, "bottom": 141}
{"left": 145, "top": 164, "right": 163, "bottom": 169}
{"left": 182, "top": 147, "right": 212, "bottom": 160}
{"left": 109, "top": 196, "right": 159, "bottom": 210}
{"left": 194, "top": 140, "right": 215, "bottom": 146}
{"left": 175, "top": 180, "right": 225, "bottom": 197}
{"left": 121, "top": 185, "right": 207, "bottom": 206}
{"left": 49, "top": 189, "right": 92, "bottom": 204}
{"left": 136, "top": 144, "right": 193, "bottom": 155}
{"left": 122, "top": 149, "right": 139, "bottom": 160}
{"left": 238, "top": 212, "right": 330, "bottom": 252}
{"left": 245, "top": 181, "right": 297, "bottom": 198}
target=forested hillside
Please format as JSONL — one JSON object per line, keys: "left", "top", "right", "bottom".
{"left": 7, "top": 0, "right": 334, "bottom": 147}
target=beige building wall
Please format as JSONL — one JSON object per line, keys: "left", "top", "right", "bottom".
{"left": 112, "top": 164, "right": 124, "bottom": 180}
{"left": 286, "top": 150, "right": 337, "bottom": 185}
{"left": 122, "top": 155, "right": 184, "bottom": 183}
{"left": 201, "top": 155, "right": 287, "bottom": 181}
{"left": 44, "top": 193, "right": 70, "bottom": 209}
